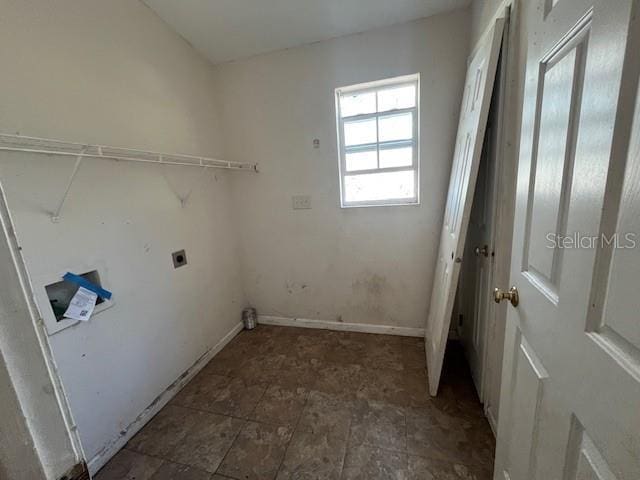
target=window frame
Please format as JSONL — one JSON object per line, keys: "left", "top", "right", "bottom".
{"left": 336, "top": 73, "right": 420, "bottom": 208}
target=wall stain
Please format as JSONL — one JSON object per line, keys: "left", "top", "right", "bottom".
{"left": 352, "top": 272, "right": 387, "bottom": 299}
{"left": 285, "top": 280, "right": 309, "bottom": 295}
{"left": 350, "top": 271, "right": 393, "bottom": 324}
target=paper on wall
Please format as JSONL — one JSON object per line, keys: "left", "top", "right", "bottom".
{"left": 64, "top": 286, "right": 98, "bottom": 322}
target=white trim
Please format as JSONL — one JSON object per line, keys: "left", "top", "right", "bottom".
{"left": 87, "top": 321, "right": 244, "bottom": 475}
{"left": 258, "top": 315, "right": 424, "bottom": 337}
{"left": 336, "top": 74, "right": 420, "bottom": 208}
{"left": 336, "top": 73, "right": 420, "bottom": 94}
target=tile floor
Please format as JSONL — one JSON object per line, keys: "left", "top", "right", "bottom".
{"left": 96, "top": 325, "right": 495, "bottom": 480}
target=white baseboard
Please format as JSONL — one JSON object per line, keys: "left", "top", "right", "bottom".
{"left": 258, "top": 315, "right": 424, "bottom": 338}
{"left": 87, "top": 321, "right": 244, "bottom": 475}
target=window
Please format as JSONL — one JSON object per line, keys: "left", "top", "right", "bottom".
{"left": 336, "top": 74, "right": 419, "bottom": 207}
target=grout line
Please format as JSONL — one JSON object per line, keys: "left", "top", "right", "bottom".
{"left": 212, "top": 379, "right": 274, "bottom": 478}
{"left": 339, "top": 406, "right": 355, "bottom": 478}
{"left": 212, "top": 416, "right": 248, "bottom": 479}
{"left": 171, "top": 403, "right": 259, "bottom": 424}
{"left": 121, "top": 449, "right": 211, "bottom": 473}
{"left": 338, "top": 408, "right": 354, "bottom": 477}
{"left": 273, "top": 385, "right": 312, "bottom": 477}
{"left": 244, "top": 380, "right": 272, "bottom": 421}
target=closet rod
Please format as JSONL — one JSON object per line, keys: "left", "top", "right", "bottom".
{"left": 0, "top": 134, "right": 258, "bottom": 172}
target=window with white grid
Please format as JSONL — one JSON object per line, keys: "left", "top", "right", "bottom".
{"left": 336, "top": 74, "right": 419, "bottom": 207}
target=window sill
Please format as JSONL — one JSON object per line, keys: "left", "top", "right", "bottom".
{"left": 340, "top": 200, "right": 420, "bottom": 209}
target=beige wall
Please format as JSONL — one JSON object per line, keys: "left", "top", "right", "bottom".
{"left": 0, "top": 2, "right": 477, "bottom": 476}
{"left": 0, "top": 0, "right": 245, "bottom": 473}
{"left": 215, "top": 10, "right": 471, "bottom": 330}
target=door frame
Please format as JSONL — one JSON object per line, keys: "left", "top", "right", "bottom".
{"left": 481, "top": 0, "right": 517, "bottom": 433}
{"left": 0, "top": 175, "right": 86, "bottom": 478}
{"left": 461, "top": 0, "right": 523, "bottom": 435}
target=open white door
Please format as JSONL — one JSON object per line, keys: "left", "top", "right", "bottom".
{"left": 494, "top": 0, "right": 640, "bottom": 479}
{"left": 425, "top": 19, "right": 505, "bottom": 396}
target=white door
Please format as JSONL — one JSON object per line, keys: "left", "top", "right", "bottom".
{"left": 425, "top": 19, "right": 505, "bottom": 396}
{"left": 494, "top": 1, "right": 640, "bottom": 479}
{"left": 460, "top": 125, "right": 496, "bottom": 399}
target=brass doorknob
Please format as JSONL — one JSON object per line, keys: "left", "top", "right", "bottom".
{"left": 475, "top": 245, "right": 489, "bottom": 257}
{"left": 493, "top": 286, "right": 519, "bottom": 307}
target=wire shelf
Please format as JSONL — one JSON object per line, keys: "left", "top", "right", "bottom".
{"left": 0, "top": 133, "right": 258, "bottom": 172}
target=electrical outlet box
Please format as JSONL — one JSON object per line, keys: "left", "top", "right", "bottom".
{"left": 292, "top": 195, "right": 311, "bottom": 210}
{"left": 172, "top": 249, "right": 187, "bottom": 268}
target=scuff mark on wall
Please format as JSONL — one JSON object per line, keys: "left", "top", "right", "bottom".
{"left": 285, "top": 280, "right": 310, "bottom": 295}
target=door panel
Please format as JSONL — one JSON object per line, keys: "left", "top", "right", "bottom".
{"left": 523, "top": 25, "right": 588, "bottom": 294}
{"left": 565, "top": 418, "right": 620, "bottom": 480}
{"left": 590, "top": 111, "right": 640, "bottom": 353}
{"left": 494, "top": 0, "right": 640, "bottom": 479}
{"left": 507, "top": 335, "right": 548, "bottom": 480}
{"left": 461, "top": 125, "right": 496, "bottom": 402}
{"left": 425, "top": 19, "right": 505, "bottom": 396}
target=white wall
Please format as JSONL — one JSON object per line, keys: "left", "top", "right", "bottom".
{"left": 0, "top": 0, "right": 245, "bottom": 470}
{"left": 215, "top": 10, "right": 470, "bottom": 330}
{"left": 0, "top": 196, "right": 79, "bottom": 479}
{"left": 470, "top": 0, "right": 509, "bottom": 47}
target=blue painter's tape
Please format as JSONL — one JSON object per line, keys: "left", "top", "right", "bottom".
{"left": 63, "top": 272, "right": 112, "bottom": 300}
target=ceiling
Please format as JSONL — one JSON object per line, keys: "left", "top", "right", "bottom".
{"left": 143, "top": 0, "right": 471, "bottom": 65}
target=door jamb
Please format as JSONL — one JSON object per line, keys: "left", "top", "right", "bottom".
{"left": 470, "top": 0, "right": 522, "bottom": 435}
{"left": 0, "top": 175, "right": 86, "bottom": 477}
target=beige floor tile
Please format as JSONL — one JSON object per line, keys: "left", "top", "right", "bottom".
{"left": 126, "top": 406, "right": 203, "bottom": 458}
{"left": 149, "top": 461, "right": 213, "bottom": 480}
{"left": 166, "top": 412, "right": 243, "bottom": 473}
{"left": 407, "top": 455, "right": 492, "bottom": 480}
{"left": 341, "top": 444, "right": 407, "bottom": 480}
{"left": 249, "top": 384, "right": 309, "bottom": 427}
{"left": 218, "top": 421, "right": 293, "bottom": 480}
{"left": 276, "top": 428, "right": 348, "bottom": 480}
{"left": 94, "top": 449, "right": 163, "bottom": 480}
{"left": 297, "top": 391, "right": 352, "bottom": 438}
{"left": 349, "top": 399, "right": 407, "bottom": 452}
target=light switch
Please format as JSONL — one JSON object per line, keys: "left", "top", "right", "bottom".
{"left": 292, "top": 195, "right": 312, "bottom": 210}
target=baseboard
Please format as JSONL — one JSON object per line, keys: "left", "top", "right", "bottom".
{"left": 258, "top": 315, "right": 424, "bottom": 337}
{"left": 87, "top": 321, "right": 244, "bottom": 475}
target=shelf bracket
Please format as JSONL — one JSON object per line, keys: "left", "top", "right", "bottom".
{"left": 51, "top": 147, "right": 87, "bottom": 223}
